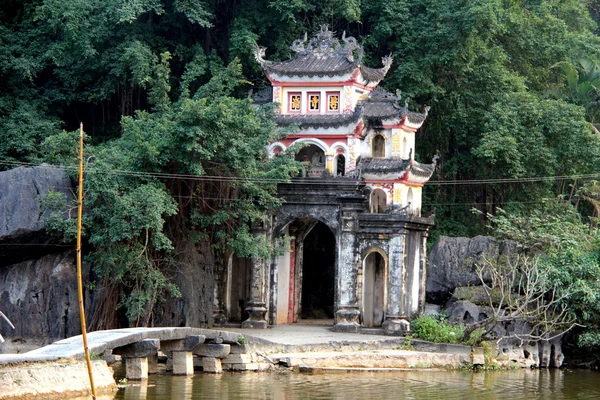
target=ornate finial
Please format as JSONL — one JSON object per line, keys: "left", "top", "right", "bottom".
{"left": 381, "top": 54, "right": 393, "bottom": 72}
{"left": 404, "top": 98, "right": 410, "bottom": 108}
{"left": 291, "top": 32, "right": 308, "bottom": 53}
{"left": 288, "top": 25, "right": 359, "bottom": 56}
{"left": 432, "top": 154, "right": 440, "bottom": 167}
{"left": 395, "top": 89, "right": 402, "bottom": 100}
{"left": 424, "top": 105, "right": 431, "bottom": 117}
{"left": 253, "top": 44, "right": 267, "bottom": 63}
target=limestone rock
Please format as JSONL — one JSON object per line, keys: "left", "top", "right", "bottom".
{"left": 426, "top": 236, "right": 516, "bottom": 303}
{"left": 0, "top": 165, "right": 74, "bottom": 265}
{"left": 0, "top": 251, "right": 82, "bottom": 348}
{"left": 444, "top": 300, "right": 490, "bottom": 325}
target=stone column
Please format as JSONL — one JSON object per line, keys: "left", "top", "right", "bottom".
{"left": 172, "top": 351, "right": 194, "bottom": 375}
{"left": 212, "top": 250, "right": 229, "bottom": 325}
{"left": 242, "top": 219, "right": 270, "bottom": 329}
{"left": 325, "top": 151, "right": 335, "bottom": 174}
{"left": 418, "top": 232, "right": 429, "bottom": 314}
{"left": 333, "top": 212, "right": 360, "bottom": 332}
{"left": 382, "top": 233, "right": 410, "bottom": 335}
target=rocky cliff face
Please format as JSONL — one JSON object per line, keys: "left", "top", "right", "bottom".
{"left": 426, "top": 236, "right": 564, "bottom": 368}
{"left": 0, "top": 251, "right": 83, "bottom": 350}
{"left": 0, "top": 165, "right": 74, "bottom": 266}
{"left": 426, "top": 236, "right": 516, "bottom": 303}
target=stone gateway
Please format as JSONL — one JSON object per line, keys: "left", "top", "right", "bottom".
{"left": 212, "top": 26, "right": 436, "bottom": 335}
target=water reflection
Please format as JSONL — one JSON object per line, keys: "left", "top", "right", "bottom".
{"left": 106, "top": 369, "right": 600, "bottom": 400}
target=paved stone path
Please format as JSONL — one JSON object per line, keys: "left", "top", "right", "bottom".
{"left": 0, "top": 323, "right": 473, "bottom": 367}
{"left": 0, "top": 327, "right": 208, "bottom": 365}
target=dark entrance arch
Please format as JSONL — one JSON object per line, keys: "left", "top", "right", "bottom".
{"left": 301, "top": 221, "right": 336, "bottom": 320}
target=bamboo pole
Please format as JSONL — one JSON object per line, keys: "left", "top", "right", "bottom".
{"left": 77, "top": 123, "right": 97, "bottom": 399}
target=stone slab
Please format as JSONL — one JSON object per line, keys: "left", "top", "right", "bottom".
{"left": 113, "top": 339, "right": 159, "bottom": 358}
{"left": 227, "top": 363, "right": 259, "bottom": 371}
{"left": 230, "top": 344, "right": 250, "bottom": 354}
{"left": 222, "top": 354, "right": 254, "bottom": 364}
{"left": 194, "top": 344, "right": 230, "bottom": 358}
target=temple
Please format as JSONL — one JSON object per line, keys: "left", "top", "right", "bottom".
{"left": 213, "top": 26, "right": 436, "bottom": 335}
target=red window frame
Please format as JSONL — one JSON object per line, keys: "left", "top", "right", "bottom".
{"left": 326, "top": 91, "right": 341, "bottom": 113}
{"left": 307, "top": 91, "right": 321, "bottom": 113}
{"left": 288, "top": 92, "right": 302, "bottom": 113}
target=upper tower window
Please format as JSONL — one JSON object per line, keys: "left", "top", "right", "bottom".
{"left": 308, "top": 92, "right": 320, "bottom": 112}
{"left": 289, "top": 92, "right": 301, "bottom": 112}
{"left": 327, "top": 92, "right": 340, "bottom": 113}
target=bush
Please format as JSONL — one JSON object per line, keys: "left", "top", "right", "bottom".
{"left": 411, "top": 315, "right": 465, "bottom": 344}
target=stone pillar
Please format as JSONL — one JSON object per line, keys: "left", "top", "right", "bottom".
{"left": 202, "top": 357, "right": 223, "bottom": 373}
{"left": 418, "top": 232, "right": 429, "bottom": 314}
{"left": 148, "top": 353, "right": 158, "bottom": 374}
{"left": 242, "top": 219, "right": 270, "bottom": 329}
{"left": 212, "top": 250, "right": 229, "bottom": 325}
{"left": 333, "top": 212, "right": 360, "bottom": 332}
{"left": 382, "top": 233, "right": 410, "bottom": 335}
{"left": 114, "top": 339, "right": 160, "bottom": 380}
{"left": 126, "top": 357, "right": 149, "bottom": 380}
{"left": 325, "top": 151, "right": 335, "bottom": 174}
{"left": 172, "top": 351, "right": 194, "bottom": 375}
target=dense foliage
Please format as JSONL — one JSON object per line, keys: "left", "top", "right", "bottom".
{"left": 2, "top": 1, "right": 600, "bottom": 346}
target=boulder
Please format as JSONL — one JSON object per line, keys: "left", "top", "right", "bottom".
{"left": 444, "top": 300, "right": 489, "bottom": 325}
{"left": 426, "top": 236, "right": 516, "bottom": 303}
{"left": 0, "top": 165, "right": 74, "bottom": 265}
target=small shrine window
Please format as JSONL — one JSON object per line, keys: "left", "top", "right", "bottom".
{"left": 371, "top": 189, "right": 387, "bottom": 213}
{"left": 327, "top": 92, "right": 340, "bottom": 113}
{"left": 308, "top": 92, "right": 320, "bottom": 112}
{"left": 372, "top": 134, "right": 385, "bottom": 158}
{"left": 335, "top": 154, "right": 345, "bottom": 176}
{"left": 289, "top": 93, "right": 301, "bottom": 112}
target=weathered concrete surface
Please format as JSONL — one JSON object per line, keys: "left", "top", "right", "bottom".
{"left": 0, "top": 165, "right": 74, "bottom": 265}
{"left": 0, "top": 360, "right": 115, "bottom": 399}
{"left": 426, "top": 236, "right": 516, "bottom": 303}
{"left": 0, "top": 251, "right": 82, "bottom": 348}
{"left": 270, "top": 349, "right": 469, "bottom": 369}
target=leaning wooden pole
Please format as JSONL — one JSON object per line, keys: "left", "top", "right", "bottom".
{"left": 77, "top": 123, "right": 97, "bottom": 399}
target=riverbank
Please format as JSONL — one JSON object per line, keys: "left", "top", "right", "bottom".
{"left": 0, "top": 323, "right": 494, "bottom": 399}
{"left": 0, "top": 359, "right": 116, "bottom": 399}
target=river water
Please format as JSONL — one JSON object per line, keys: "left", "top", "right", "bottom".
{"left": 102, "top": 369, "right": 600, "bottom": 400}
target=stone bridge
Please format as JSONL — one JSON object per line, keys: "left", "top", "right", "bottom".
{"left": 0, "top": 327, "right": 257, "bottom": 379}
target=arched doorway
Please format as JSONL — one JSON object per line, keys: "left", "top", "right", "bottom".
{"left": 227, "top": 254, "right": 251, "bottom": 322}
{"left": 362, "top": 251, "right": 386, "bottom": 327}
{"left": 296, "top": 144, "right": 326, "bottom": 178}
{"left": 275, "top": 218, "right": 336, "bottom": 324}
{"left": 371, "top": 189, "right": 387, "bottom": 213}
{"left": 301, "top": 221, "right": 336, "bottom": 320}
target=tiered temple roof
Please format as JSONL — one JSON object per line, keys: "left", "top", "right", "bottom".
{"left": 254, "top": 26, "right": 391, "bottom": 83}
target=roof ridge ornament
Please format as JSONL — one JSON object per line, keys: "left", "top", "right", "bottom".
{"left": 290, "top": 25, "right": 359, "bottom": 56}
{"left": 370, "top": 87, "right": 402, "bottom": 101}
